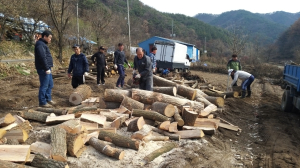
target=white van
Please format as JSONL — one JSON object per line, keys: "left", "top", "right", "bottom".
{"left": 154, "top": 40, "right": 191, "bottom": 72}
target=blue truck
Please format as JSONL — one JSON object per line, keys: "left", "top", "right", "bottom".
{"left": 282, "top": 64, "right": 300, "bottom": 112}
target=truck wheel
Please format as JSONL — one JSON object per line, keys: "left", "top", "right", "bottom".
{"left": 281, "top": 90, "right": 293, "bottom": 112}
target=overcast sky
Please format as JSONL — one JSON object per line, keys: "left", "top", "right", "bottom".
{"left": 139, "top": 0, "right": 300, "bottom": 16}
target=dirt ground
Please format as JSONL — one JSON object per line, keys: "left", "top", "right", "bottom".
{"left": 1, "top": 65, "right": 300, "bottom": 168}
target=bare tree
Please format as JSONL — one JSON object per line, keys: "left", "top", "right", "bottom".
{"left": 227, "top": 25, "right": 248, "bottom": 55}
{"left": 47, "top": 0, "right": 74, "bottom": 63}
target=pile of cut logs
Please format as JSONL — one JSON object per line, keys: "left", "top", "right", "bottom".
{"left": 0, "top": 75, "right": 241, "bottom": 167}
{"left": 86, "top": 53, "right": 118, "bottom": 78}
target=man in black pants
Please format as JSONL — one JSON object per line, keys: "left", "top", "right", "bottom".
{"left": 91, "top": 46, "right": 108, "bottom": 85}
{"left": 133, "top": 47, "right": 153, "bottom": 91}
{"left": 67, "top": 44, "right": 89, "bottom": 88}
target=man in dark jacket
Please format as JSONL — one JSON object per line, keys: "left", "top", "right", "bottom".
{"left": 227, "top": 54, "right": 242, "bottom": 86}
{"left": 133, "top": 47, "right": 153, "bottom": 91}
{"left": 68, "top": 44, "right": 89, "bottom": 88}
{"left": 91, "top": 46, "right": 108, "bottom": 85}
{"left": 34, "top": 30, "right": 55, "bottom": 107}
{"left": 114, "top": 43, "right": 131, "bottom": 88}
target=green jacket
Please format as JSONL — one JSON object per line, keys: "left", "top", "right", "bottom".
{"left": 227, "top": 59, "right": 241, "bottom": 70}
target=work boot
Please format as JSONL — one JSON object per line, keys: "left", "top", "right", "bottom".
{"left": 246, "top": 90, "right": 251, "bottom": 97}
{"left": 47, "top": 100, "right": 56, "bottom": 106}
{"left": 241, "top": 91, "right": 246, "bottom": 99}
{"left": 39, "top": 103, "right": 52, "bottom": 108}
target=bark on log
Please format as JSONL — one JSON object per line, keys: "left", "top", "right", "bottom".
{"left": 100, "top": 111, "right": 129, "bottom": 123}
{"left": 153, "top": 75, "right": 178, "bottom": 87}
{"left": 182, "top": 108, "right": 198, "bottom": 126}
{"left": 0, "top": 113, "right": 15, "bottom": 127}
{"left": 104, "top": 89, "right": 131, "bottom": 102}
{"left": 177, "top": 85, "right": 197, "bottom": 100}
{"left": 69, "top": 84, "right": 92, "bottom": 105}
{"left": 36, "top": 108, "right": 67, "bottom": 115}
{"left": 98, "top": 131, "right": 139, "bottom": 150}
{"left": 143, "top": 135, "right": 169, "bottom": 142}
{"left": 127, "top": 117, "right": 145, "bottom": 132}
{"left": 70, "top": 106, "right": 97, "bottom": 114}
{"left": 30, "top": 141, "right": 51, "bottom": 158}
{"left": 151, "top": 102, "right": 175, "bottom": 117}
{"left": 150, "top": 126, "right": 181, "bottom": 141}
{"left": 203, "top": 90, "right": 227, "bottom": 99}
{"left": 89, "top": 137, "right": 125, "bottom": 160}
{"left": 224, "top": 91, "right": 240, "bottom": 98}
{"left": 99, "top": 98, "right": 121, "bottom": 109}
{"left": 31, "top": 153, "right": 69, "bottom": 168}
{"left": 152, "top": 87, "right": 177, "bottom": 96}
{"left": 0, "top": 160, "right": 34, "bottom": 168}
{"left": 158, "top": 121, "right": 171, "bottom": 131}
{"left": 121, "top": 96, "right": 144, "bottom": 111}
{"left": 199, "top": 104, "right": 217, "bottom": 117}
{"left": 18, "top": 110, "right": 50, "bottom": 123}
{"left": 140, "top": 143, "right": 176, "bottom": 166}
{"left": 132, "top": 109, "right": 169, "bottom": 122}
{"left": 50, "top": 127, "right": 67, "bottom": 162}
{"left": 131, "top": 125, "right": 152, "bottom": 140}
{"left": 203, "top": 96, "right": 224, "bottom": 107}
{"left": 173, "top": 106, "right": 184, "bottom": 126}
{"left": 168, "top": 122, "right": 178, "bottom": 132}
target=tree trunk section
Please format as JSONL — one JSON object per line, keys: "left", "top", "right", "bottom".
{"left": 195, "top": 97, "right": 212, "bottom": 107}
{"left": 127, "top": 117, "right": 145, "bottom": 132}
{"left": 173, "top": 106, "right": 184, "bottom": 126}
{"left": 199, "top": 104, "right": 217, "bottom": 117}
{"left": 0, "top": 113, "right": 15, "bottom": 127}
{"left": 158, "top": 121, "right": 171, "bottom": 131}
{"left": 131, "top": 125, "right": 152, "bottom": 140}
{"left": 89, "top": 137, "right": 125, "bottom": 160}
{"left": 50, "top": 127, "right": 67, "bottom": 162}
{"left": 153, "top": 75, "right": 178, "bottom": 87}
{"left": 36, "top": 108, "right": 67, "bottom": 115}
{"left": 18, "top": 110, "right": 50, "bottom": 123}
{"left": 104, "top": 89, "right": 131, "bottom": 102}
{"left": 177, "top": 85, "right": 197, "bottom": 100}
{"left": 151, "top": 102, "right": 175, "bottom": 117}
{"left": 152, "top": 87, "right": 177, "bottom": 96}
{"left": 182, "top": 108, "right": 198, "bottom": 126}
{"left": 98, "top": 131, "right": 139, "bottom": 150}
{"left": 151, "top": 126, "right": 181, "bottom": 141}
{"left": 66, "top": 132, "right": 86, "bottom": 157}
{"left": 132, "top": 109, "right": 169, "bottom": 122}
{"left": 203, "top": 96, "right": 224, "bottom": 107}
{"left": 99, "top": 98, "right": 121, "bottom": 109}
{"left": 100, "top": 111, "right": 129, "bottom": 123}
{"left": 203, "top": 90, "right": 226, "bottom": 98}
{"left": 224, "top": 91, "right": 239, "bottom": 98}
{"left": 140, "top": 143, "right": 176, "bottom": 166}
{"left": 120, "top": 96, "right": 144, "bottom": 111}
{"left": 31, "top": 153, "right": 69, "bottom": 168}
{"left": 69, "top": 84, "right": 92, "bottom": 105}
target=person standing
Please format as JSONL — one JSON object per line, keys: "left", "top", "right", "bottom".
{"left": 34, "top": 30, "right": 55, "bottom": 107}
{"left": 133, "top": 47, "right": 153, "bottom": 91}
{"left": 228, "top": 69, "right": 254, "bottom": 98}
{"left": 227, "top": 54, "right": 242, "bottom": 86}
{"left": 148, "top": 46, "right": 157, "bottom": 74}
{"left": 68, "top": 44, "right": 89, "bottom": 89}
{"left": 114, "top": 43, "right": 131, "bottom": 88}
{"left": 91, "top": 46, "right": 108, "bottom": 85}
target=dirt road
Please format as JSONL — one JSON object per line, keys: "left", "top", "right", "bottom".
{"left": 0, "top": 69, "right": 299, "bottom": 168}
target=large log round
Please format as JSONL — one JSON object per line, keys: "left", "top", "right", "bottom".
{"left": 204, "top": 96, "right": 224, "bottom": 107}
{"left": 153, "top": 87, "right": 177, "bottom": 96}
{"left": 177, "top": 85, "right": 197, "bottom": 100}
{"left": 153, "top": 75, "right": 177, "bottom": 87}
{"left": 132, "top": 109, "right": 169, "bottom": 122}
{"left": 104, "top": 89, "right": 131, "bottom": 103}
{"left": 182, "top": 108, "right": 198, "bottom": 126}
{"left": 69, "top": 84, "right": 92, "bottom": 105}
{"left": 120, "top": 96, "right": 144, "bottom": 111}
{"left": 151, "top": 102, "right": 175, "bottom": 117}
{"left": 89, "top": 137, "right": 125, "bottom": 160}
{"left": 98, "top": 98, "right": 121, "bottom": 109}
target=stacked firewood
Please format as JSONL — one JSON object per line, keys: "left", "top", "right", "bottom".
{"left": 86, "top": 53, "right": 118, "bottom": 78}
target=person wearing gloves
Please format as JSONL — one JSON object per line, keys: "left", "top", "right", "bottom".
{"left": 114, "top": 43, "right": 131, "bottom": 88}
{"left": 133, "top": 47, "right": 153, "bottom": 91}
{"left": 148, "top": 46, "right": 157, "bottom": 74}
{"left": 227, "top": 54, "right": 242, "bottom": 86}
{"left": 68, "top": 44, "right": 89, "bottom": 89}
{"left": 91, "top": 46, "right": 108, "bottom": 86}
{"left": 34, "top": 30, "right": 55, "bottom": 107}
{"left": 228, "top": 69, "right": 255, "bottom": 98}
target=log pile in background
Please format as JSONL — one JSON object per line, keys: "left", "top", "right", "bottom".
{"left": 86, "top": 53, "right": 118, "bottom": 78}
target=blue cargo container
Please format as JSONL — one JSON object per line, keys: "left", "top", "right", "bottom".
{"left": 282, "top": 64, "right": 300, "bottom": 111}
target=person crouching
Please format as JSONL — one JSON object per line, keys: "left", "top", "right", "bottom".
{"left": 228, "top": 69, "right": 254, "bottom": 98}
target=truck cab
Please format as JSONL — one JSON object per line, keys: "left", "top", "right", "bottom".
{"left": 281, "top": 64, "right": 300, "bottom": 112}
{"left": 154, "top": 40, "right": 191, "bottom": 72}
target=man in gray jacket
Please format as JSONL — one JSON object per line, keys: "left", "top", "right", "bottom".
{"left": 133, "top": 47, "right": 153, "bottom": 91}
{"left": 228, "top": 69, "right": 255, "bottom": 98}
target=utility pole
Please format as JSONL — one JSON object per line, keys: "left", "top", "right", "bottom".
{"left": 76, "top": 2, "right": 79, "bottom": 45}
{"left": 170, "top": 20, "right": 175, "bottom": 38}
{"left": 204, "top": 37, "right": 207, "bottom": 54}
{"left": 127, "top": 0, "right": 131, "bottom": 56}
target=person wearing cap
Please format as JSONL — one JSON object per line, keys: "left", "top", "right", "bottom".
{"left": 227, "top": 54, "right": 242, "bottom": 86}
{"left": 148, "top": 46, "right": 157, "bottom": 74}
{"left": 114, "top": 43, "right": 131, "bottom": 88}
{"left": 35, "top": 30, "right": 55, "bottom": 107}
{"left": 228, "top": 69, "right": 254, "bottom": 98}
{"left": 133, "top": 47, "right": 153, "bottom": 91}
{"left": 67, "top": 44, "right": 89, "bottom": 89}
{"left": 91, "top": 46, "right": 108, "bottom": 85}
